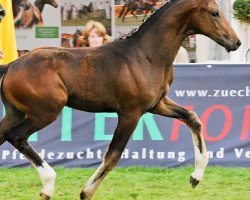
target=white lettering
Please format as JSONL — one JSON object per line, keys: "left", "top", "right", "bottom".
{"left": 86, "top": 148, "right": 94, "bottom": 159}
{"left": 57, "top": 152, "right": 64, "bottom": 159}
{"left": 245, "top": 151, "right": 250, "bottom": 158}
{"left": 178, "top": 152, "right": 185, "bottom": 162}
{"left": 132, "top": 152, "right": 139, "bottom": 159}
{"left": 66, "top": 152, "right": 74, "bottom": 159}
{"left": 216, "top": 148, "right": 224, "bottom": 158}
{"left": 76, "top": 152, "right": 84, "bottom": 159}
{"left": 234, "top": 148, "right": 244, "bottom": 158}
{"left": 246, "top": 86, "right": 250, "bottom": 96}
{"left": 149, "top": 150, "right": 154, "bottom": 159}
{"left": 97, "top": 150, "right": 102, "bottom": 159}
{"left": 142, "top": 148, "right": 147, "bottom": 159}
{"left": 2, "top": 150, "right": 10, "bottom": 159}
{"left": 121, "top": 149, "right": 129, "bottom": 159}
{"left": 19, "top": 153, "right": 26, "bottom": 160}
{"left": 47, "top": 152, "right": 55, "bottom": 159}
{"left": 213, "top": 90, "right": 220, "bottom": 97}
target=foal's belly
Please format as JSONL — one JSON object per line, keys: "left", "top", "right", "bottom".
{"left": 66, "top": 96, "right": 116, "bottom": 113}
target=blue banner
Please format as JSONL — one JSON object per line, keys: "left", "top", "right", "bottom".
{"left": 0, "top": 64, "right": 249, "bottom": 167}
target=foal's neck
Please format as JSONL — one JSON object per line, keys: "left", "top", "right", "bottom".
{"left": 133, "top": 1, "right": 194, "bottom": 67}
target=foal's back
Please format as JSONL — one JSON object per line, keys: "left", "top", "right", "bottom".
{"left": 3, "top": 41, "right": 159, "bottom": 113}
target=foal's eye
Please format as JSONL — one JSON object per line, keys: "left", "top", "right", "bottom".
{"left": 211, "top": 11, "right": 219, "bottom": 18}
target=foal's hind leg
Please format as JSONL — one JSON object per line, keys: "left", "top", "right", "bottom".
{"left": 80, "top": 111, "right": 141, "bottom": 200}
{"left": 0, "top": 113, "right": 56, "bottom": 200}
{"left": 4, "top": 116, "right": 56, "bottom": 200}
{"left": 1, "top": 97, "right": 64, "bottom": 199}
{"left": 1, "top": 67, "right": 68, "bottom": 199}
{"left": 151, "top": 97, "right": 209, "bottom": 188}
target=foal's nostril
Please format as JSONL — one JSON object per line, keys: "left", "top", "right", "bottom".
{"left": 236, "top": 40, "right": 241, "bottom": 49}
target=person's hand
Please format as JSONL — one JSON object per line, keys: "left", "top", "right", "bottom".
{"left": 0, "top": 49, "right": 4, "bottom": 59}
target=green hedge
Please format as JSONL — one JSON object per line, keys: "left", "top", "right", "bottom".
{"left": 233, "top": 0, "right": 250, "bottom": 23}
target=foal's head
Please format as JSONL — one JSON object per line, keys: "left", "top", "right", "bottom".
{"left": 0, "top": 3, "right": 6, "bottom": 22}
{"left": 189, "top": 0, "right": 241, "bottom": 52}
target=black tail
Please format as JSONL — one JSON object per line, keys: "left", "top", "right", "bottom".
{"left": 0, "top": 64, "right": 9, "bottom": 79}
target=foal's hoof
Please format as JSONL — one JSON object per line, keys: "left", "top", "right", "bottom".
{"left": 40, "top": 193, "right": 51, "bottom": 200}
{"left": 190, "top": 176, "right": 199, "bottom": 188}
{"left": 80, "top": 191, "right": 87, "bottom": 200}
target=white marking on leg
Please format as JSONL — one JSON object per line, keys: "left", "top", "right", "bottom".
{"left": 37, "top": 162, "right": 56, "bottom": 197}
{"left": 191, "top": 135, "right": 209, "bottom": 181}
{"left": 192, "top": 146, "right": 206, "bottom": 180}
{"left": 81, "top": 151, "right": 120, "bottom": 199}
{"left": 187, "top": 112, "right": 209, "bottom": 182}
{"left": 82, "top": 163, "right": 106, "bottom": 199}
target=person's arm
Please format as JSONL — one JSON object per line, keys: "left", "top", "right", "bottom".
{"left": 0, "top": 49, "right": 4, "bottom": 59}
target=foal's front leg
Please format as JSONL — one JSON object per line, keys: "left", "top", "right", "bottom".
{"left": 80, "top": 112, "right": 141, "bottom": 200}
{"left": 151, "top": 97, "right": 209, "bottom": 187}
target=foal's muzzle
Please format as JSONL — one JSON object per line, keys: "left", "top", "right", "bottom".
{"left": 221, "top": 33, "right": 242, "bottom": 53}
{"left": 225, "top": 40, "right": 242, "bottom": 53}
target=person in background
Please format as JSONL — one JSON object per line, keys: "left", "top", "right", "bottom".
{"left": 82, "top": 20, "right": 110, "bottom": 47}
{"left": 0, "top": 49, "right": 4, "bottom": 59}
